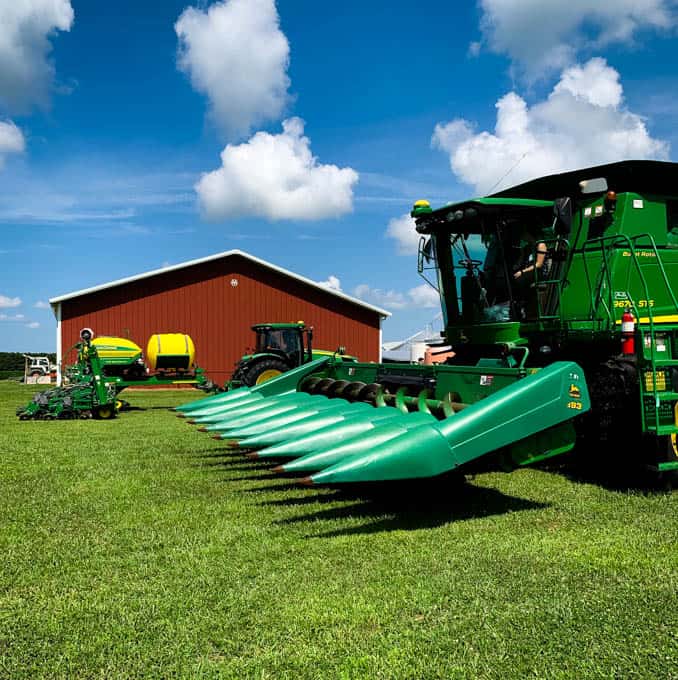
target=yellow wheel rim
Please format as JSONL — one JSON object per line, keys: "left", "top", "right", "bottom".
{"left": 115, "top": 400, "right": 123, "bottom": 411}
{"left": 255, "top": 369, "right": 282, "bottom": 385}
{"left": 670, "top": 434, "right": 678, "bottom": 458}
{"left": 97, "top": 406, "right": 115, "bottom": 419}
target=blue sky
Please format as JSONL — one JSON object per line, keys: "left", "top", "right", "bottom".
{"left": 1, "top": 0, "right": 677, "bottom": 351}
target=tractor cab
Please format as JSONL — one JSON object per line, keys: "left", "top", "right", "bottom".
{"left": 253, "top": 322, "right": 312, "bottom": 366}
{"left": 229, "top": 322, "right": 356, "bottom": 389}
{"left": 228, "top": 323, "right": 315, "bottom": 388}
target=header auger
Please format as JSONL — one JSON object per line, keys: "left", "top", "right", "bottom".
{"left": 180, "top": 160, "right": 678, "bottom": 486}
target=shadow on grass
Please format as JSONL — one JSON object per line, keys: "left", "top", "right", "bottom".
{"left": 244, "top": 480, "right": 307, "bottom": 493}
{"left": 189, "top": 449, "right": 549, "bottom": 532}
{"left": 538, "top": 440, "right": 677, "bottom": 493}
{"left": 194, "top": 450, "right": 244, "bottom": 459}
{"left": 272, "top": 476, "right": 549, "bottom": 536}
{"left": 193, "top": 459, "right": 270, "bottom": 473}
{"left": 121, "top": 405, "right": 176, "bottom": 412}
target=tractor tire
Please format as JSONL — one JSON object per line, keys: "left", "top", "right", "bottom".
{"left": 242, "top": 357, "right": 290, "bottom": 387}
{"left": 93, "top": 404, "right": 116, "bottom": 420}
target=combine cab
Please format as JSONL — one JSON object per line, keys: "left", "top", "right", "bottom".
{"left": 182, "top": 160, "right": 678, "bottom": 485}
{"left": 228, "top": 322, "right": 356, "bottom": 388}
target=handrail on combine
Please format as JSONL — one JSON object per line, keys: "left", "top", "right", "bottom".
{"left": 581, "top": 233, "right": 678, "bottom": 432}
{"left": 533, "top": 237, "right": 571, "bottom": 324}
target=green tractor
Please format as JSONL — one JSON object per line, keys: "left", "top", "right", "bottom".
{"left": 179, "top": 160, "right": 678, "bottom": 487}
{"left": 228, "top": 322, "right": 356, "bottom": 388}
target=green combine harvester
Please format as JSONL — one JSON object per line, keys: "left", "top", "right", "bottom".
{"left": 18, "top": 329, "right": 210, "bottom": 420}
{"left": 179, "top": 160, "right": 678, "bottom": 485}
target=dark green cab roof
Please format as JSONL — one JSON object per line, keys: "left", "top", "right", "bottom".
{"left": 430, "top": 197, "right": 553, "bottom": 216}
{"left": 426, "top": 160, "right": 678, "bottom": 217}
{"left": 414, "top": 160, "right": 678, "bottom": 233}
{"left": 252, "top": 323, "right": 306, "bottom": 331}
{"left": 490, "top": 160, "right": 678, "bottom": 200}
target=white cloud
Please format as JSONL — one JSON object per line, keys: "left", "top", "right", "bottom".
{"left": 386, "top": 213, "right": 420, "bottom": 255}
{"left": 554, "top": 60, "right": 622, "bottom": 108}
{"left": 0, "top": 0, "right": 74, "bottom": 112}
{"left": 0, "top": 313, "right": 25, "bottom": 321}
{"left": 175, "top": 0, "right": 290, "bottom": 138}
{"left": 478, "top": 0, "right": 674, "bottom": 77}
{"left": 432, "top": 58, "right": 669, "bottom": 194}
{"left": 196, "top": 117, "right": 359, "bottom": 221}
{"left": 0, "top": 168, "right": 194, "bottom": 224}
{"left": 0, "top": 120, "right": 25, "bottom": 166}
{"left": 407, "top": 284, "right": 440, "bottom": 309}
{"left": 317, "top": 275, "right": 342, "bottom": 291}
{"left": 34, "top": 300, "right": 49, "bottom": 309}
{"left": 26, "top": 321, "right": 40, "bottom": 329}
{"left": 354, "top": 284, "right": 407, "bottom": 310}
{"left": 0, "top": 294, "right": 21, "bottom": 308}
{"left": 353, "top": 283, "right": 439, "bottom": 310}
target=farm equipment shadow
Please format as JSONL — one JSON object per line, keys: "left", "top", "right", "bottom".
{"left": 539, "top": 440, "right": 677, "bottom": 493}
{"left": 191, "top": 450, "right": 548, "bottom": 534}
{"left": 270, "top": 477, "right": 549, "bottom": 537}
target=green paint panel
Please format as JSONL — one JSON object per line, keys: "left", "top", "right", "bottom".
{"left": 283, "top": 412, "right": 437, "bottom": 473}
{"left": 195, "top": 393, "right": 320, "bottom": 427}
{"left": 256, "top": 409, "right": 404, "bottom": 459}
{"left": 308, "top": 362, "right": 589, "bottom": 483}
{"left": 205, "top": 394, "right": 331, "bottom": 431}
{"left": 184, "top": 393, "right": 265, "bottom": 420}
{"left": 237, "top": 403, "right": 376, "bottom": 448}
{"left": 176, "top": 386, "right": 253, "bottom": 412}
{"left": 222, "top": 401, "right": 363, "bottom": 439}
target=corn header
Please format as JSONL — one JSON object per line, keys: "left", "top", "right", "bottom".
{"left": 178, "top": 160, "right": 678, "bottom": 484}
{"left": 18, "top": 329, "right": 210, "bottom": 419}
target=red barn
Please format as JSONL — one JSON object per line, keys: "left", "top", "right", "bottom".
{"left": 49, "top": 250, "right": 390, "bottom": 385}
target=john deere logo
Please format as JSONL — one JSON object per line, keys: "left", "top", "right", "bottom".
{"left": 569, "top": 384, "right": 581, "bottom": 399}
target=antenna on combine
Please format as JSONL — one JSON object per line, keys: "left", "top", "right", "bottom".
{"left": 486, "top": 151, "right": 529, "bottom": 194}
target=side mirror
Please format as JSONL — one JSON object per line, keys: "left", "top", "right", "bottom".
{"left": 418, "top": 236, "right": 433, "bottom": 273}
{"left": 579, "top": 177, "right": 608, "bottom": 194}
{"left": 554, "top": 197, "right": 572, "bottom": 235}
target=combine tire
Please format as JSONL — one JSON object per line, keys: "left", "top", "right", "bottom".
{"left": 242, "top": 358, "right": 289, "bottom": 387}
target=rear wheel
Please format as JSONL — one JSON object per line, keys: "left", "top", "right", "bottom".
{"left": 243, "top": 357, "right": 290, "bottom": 387}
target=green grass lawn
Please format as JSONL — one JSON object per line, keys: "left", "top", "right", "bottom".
{"left": 1, "top": 381, "right": 677, "bottom": 679}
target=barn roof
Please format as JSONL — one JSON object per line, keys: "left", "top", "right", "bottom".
{"left": 49, "top": 249, "right": 391, "bottom": 318}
